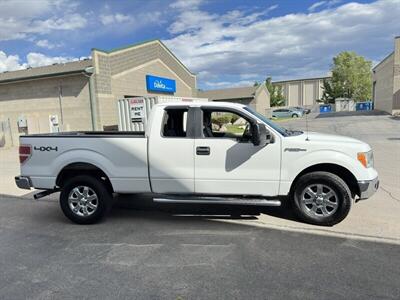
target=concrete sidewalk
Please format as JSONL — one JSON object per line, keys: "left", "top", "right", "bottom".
{"left": 0, "top": 147, "right": 30, "bottom": 198}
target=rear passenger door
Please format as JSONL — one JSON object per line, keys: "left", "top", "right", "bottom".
{"left": 148, "top": 107, "right": 195, "bottom": 194}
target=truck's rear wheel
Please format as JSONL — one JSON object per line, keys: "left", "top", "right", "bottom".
{"left": 292, "top": 171, "right": 352, "bottom": 226}
{"left": 60, "top": 175, "right": 112, "bottom": 224}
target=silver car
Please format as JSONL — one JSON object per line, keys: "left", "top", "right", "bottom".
{"left": 272, "top": 108, "right": 304, "bottom": 118}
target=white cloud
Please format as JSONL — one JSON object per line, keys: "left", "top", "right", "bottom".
{"left": 164, "top": 0, "right": 400, "bottom": 88}
{"left": 26, "top": 53, "right": 76, "bottom": 67}
{"left": 0, "top": 51, "right": 26, "bottom": 72}
{"left": 170, "top": 0, "right": 204, "bottom": 10}
{"left": 308, "top": 1, "right": 327, "bottom": 12}
{"left": 0, "top": 51, "right": 78, "bottom": 72}
{"left": 0, "top": 1, "right": 87, "bottom": 41}
{"left": 35, "top": 39, "right": 61, "bottom": 49}
{"left": 98, "top": 10, "right": 163, "bottom": 33}
{"left": 308, "top": 0, "right": 342, "bottom": 12}
{"left": 100, "top": 13, "right": 130, "bottom": 25}
{"left": 30, "top": 13, "right": 87, "bottom": 33}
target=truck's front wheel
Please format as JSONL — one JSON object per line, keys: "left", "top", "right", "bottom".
{"left": 292, "top": 171, "right": 352, "bottom": 226}
{"left": 60, "top": 175, "right": 112, "bottom": 224}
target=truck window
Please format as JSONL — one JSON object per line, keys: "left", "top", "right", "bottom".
{"left": 162, "top": 109, "right": 188, "bottom": 137}
{"left": 202, "top": 110, "right": 251, "bottom": 141}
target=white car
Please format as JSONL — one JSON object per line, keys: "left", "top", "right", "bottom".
{"left": 15, "top": 102, "right": 379, "bottom": 226}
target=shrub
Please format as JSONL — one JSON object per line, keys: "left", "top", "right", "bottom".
{"left": 212, "top": 114, "right": 232, "bottom": 129}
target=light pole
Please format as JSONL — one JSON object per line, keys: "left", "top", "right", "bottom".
{"left": 82, "top": 67, "right": 97, "bottom": 131}
{"left": 58, "top": 81, "right": 64, "bottom": 131}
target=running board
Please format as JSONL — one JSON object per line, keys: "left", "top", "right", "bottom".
{"left": 153, "top": 197, "right": 281, "bottom": 206}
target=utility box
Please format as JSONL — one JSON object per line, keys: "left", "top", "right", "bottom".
{"left": 335, "top": 98, "right": 355, "bottom": 112}
{"left": 17, "top": 116, "right": 28, "bottom": 128}
{"left": 49, "top": 115, "right": 60, "bottom": 133}
{"left": 17, "top": 115, "right": 28, "bottom": 134}
{"left": 117, "top": 96, "right": 208, "bottom": 131}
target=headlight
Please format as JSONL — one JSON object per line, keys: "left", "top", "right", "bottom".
{"left": 357, "top": 150, "right": 374, "bottom": 168}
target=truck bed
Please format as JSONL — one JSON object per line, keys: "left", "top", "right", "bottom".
{"left": 19, "top": 132, "right": 150, "bottom": 193}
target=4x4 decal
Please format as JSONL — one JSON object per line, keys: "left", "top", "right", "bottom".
{"left": 34, "top": 146, "right": 58, "bottom": 152}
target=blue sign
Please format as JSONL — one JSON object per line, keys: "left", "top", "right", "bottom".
{"left": 146, "top": 75, "right": 176, "bottom": 93}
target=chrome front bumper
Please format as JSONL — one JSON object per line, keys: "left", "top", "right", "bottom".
{"left": 358, "top": 177, "right": 379, "bottom": 200}
{"left": 15, "top": 176, "right": 32, "bottom": 190}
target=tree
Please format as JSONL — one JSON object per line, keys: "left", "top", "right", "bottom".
{"left": 321, "top": 79, "right": 339, "bottom": 104}
{"left": 265, "top": 77, "right": 285, "bottom": 107}
{"left": 324, "top": 51, "right": 372, "bottom": 102}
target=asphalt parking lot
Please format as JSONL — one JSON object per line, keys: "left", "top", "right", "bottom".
{"left": 0, "top": 111, "right": 400, "bottom": 299}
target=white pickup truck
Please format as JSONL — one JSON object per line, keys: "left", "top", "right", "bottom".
{"left": 15, "top": 102, "right": 379, "bottom": 225}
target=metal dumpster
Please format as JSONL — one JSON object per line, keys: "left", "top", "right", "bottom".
{"left": 356, "top": 102, "right": 372, "bottom": 111}
{"left": 319, "top": 104, "right": 332, "bottom": 113}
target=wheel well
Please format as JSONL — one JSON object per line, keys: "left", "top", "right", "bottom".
{"left": 290, "top": 163, "right": 360, "bottom": 197}
{"left": 56, "top": 162, "right": 113, "bottom": 193}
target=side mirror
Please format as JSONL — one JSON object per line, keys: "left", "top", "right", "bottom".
{"left": 251, "top": 123, "right": 272, "bottom": 146}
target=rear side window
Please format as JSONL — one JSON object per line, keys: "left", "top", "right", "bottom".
{"left": 162, "top": 109, "right": 188, "bottom": 137}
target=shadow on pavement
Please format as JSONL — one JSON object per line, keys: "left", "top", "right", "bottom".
{"left": 112, "top": 194, "right": 299, "bottom": 223}
{"left": 0, "top": 190, "right": 58, "bottom": 201}
{"left": 389, "top": 115, "right": 400, "bottom": 121}
{"left": 315, "top": 110, "right": 389, "bottom": 119}
{"left": 1, "top": 193, "right": 400, "bottom": 300}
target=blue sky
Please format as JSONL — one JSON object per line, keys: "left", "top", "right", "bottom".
{"left": 0, "top": 0, "right": 399, "bottom": 89}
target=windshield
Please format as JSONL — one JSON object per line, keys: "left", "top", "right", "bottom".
{"left": 243, "top": 106, "right": 302, "bottom": 137}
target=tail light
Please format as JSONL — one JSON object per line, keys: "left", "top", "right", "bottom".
{"left": 19, "top": 145, "right": 32, "bottom": 164}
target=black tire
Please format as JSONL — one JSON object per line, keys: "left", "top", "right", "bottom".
{"left": 60, "top": 175, "right": 112, "bottom": 224}
{"left": 292, "top": 114, "right": 299, "bottom": 118}
{"left": 291, "top": 171, "right": 352, "bottom": 226}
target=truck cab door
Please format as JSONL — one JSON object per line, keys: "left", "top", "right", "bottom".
{"left": 148, "top": 107, "right": 195, "bottom": 194}
{"left": 194, "top": 107, "right": 281, "bottom": 196}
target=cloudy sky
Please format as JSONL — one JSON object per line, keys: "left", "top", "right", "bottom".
{"left": 0, "top": 0, "right": 399, "bottom": 89}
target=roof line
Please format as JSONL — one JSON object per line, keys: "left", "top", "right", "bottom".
{"left": 212, "top": 96, "right": 254, "bottom": 101}
{"left": 158, "top": 40, "right": 195, "bottom": 76}
{"left": 372, "top": 51, "right": 395, "bottom": 71}
{"left": 91, "top": 39, "right": 159, "bottom": 54}
{"left": 0, "top": 70, "right": 87, "bottom": 84}
{"left": 200, "top": 85, "right": 258, "bottom": 93}
{"left": 272, "top": 76, "right": 331, "bottom": 84}
{"left": 92, "top": 39, "right": 195, "bottom": 76}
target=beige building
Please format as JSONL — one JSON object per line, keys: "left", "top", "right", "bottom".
{"left": 0, "top": 40, "right": 198, "bottom": 146}
{"left": 272, "top": 76, "right": 330, "bottom": 107}
{"left": 198, "top": 85, "right": 270, "bottom": 115}
{"left": 372, "top": 36, "right": 400, "bottom": 115}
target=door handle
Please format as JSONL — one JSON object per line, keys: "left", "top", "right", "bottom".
{"left": 196, "top": 146, "right": 210, "bottom": 155}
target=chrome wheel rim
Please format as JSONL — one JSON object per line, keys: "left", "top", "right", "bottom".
{"left": 300, "top": 184, "right": 339, "bottom": 217}
{"left": 68, "top": 186, "right": 98, "bottom": 217}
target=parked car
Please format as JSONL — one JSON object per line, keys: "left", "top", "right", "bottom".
{"left": 291, "top": 106, "right": 311, "bottom": 114}
{"left": 16, "top": 102, "right": 378, "bottom": 226}
{"left": 272, "top": 108, "right": 304, "bottom": 118}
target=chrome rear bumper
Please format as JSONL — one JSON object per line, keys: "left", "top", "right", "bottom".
{"left": 358, "top": 177, "right": 379, "bottom": 200}
{"left": 15, "top": 176, "right": 32, "bottom": 190}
